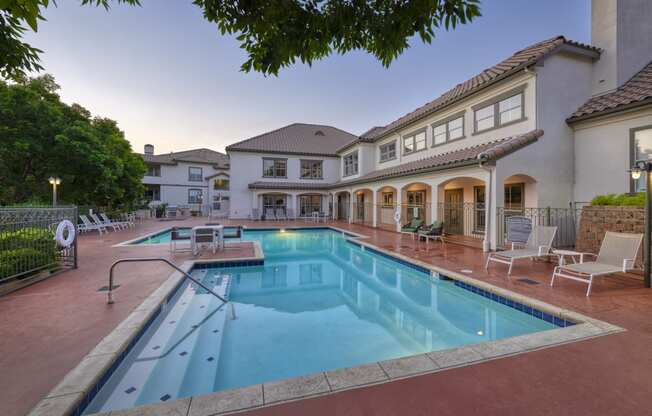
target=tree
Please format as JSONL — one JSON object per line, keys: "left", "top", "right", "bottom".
{"left": 1, "top": 0, "right": 481, "bottom": 80}
{"left": 0, "top": 74, "right": 146, "bottom": 208}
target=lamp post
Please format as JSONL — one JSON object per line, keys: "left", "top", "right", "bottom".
{"left": 630, "top": 161, "right": 651, "bottom": 288}
{"left": 48, "top": 177, "right": 61, "bottom": 207}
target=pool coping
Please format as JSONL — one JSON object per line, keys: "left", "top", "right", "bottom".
{"left": 30, "top": 228, "right": 624, "bottom": 416}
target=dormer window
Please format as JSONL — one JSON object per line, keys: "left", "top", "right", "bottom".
{"left": 403, "top": 129, "right": 426, "bottom": 155}
{"left": 343, "top": 152, "right": 358, "bottom": 177}
{"left": 314, "top": 130, "right": 325, "bottom": 136}
{"left": 432, "top": 112, "right": 465, "bottom": 146}
{"left": 473, "top": 86, "right": 526, "bottom": 134}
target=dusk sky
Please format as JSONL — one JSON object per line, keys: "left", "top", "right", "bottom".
{"left": 26, "top": 1, "right": 591, "bottom": 154}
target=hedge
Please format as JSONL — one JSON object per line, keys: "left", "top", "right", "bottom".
{"left": 591, "top": 193, "right": 645, "bottom": 207}
{"left": 0, "top": 228, "right": 58, "bottom": 280}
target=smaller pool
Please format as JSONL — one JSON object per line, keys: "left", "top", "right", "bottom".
{"left": 128, "top": 227, "right": 240, "bottom": 245}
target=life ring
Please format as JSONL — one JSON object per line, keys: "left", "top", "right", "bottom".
{"left": 55, "top": 220, "right": 76, "bottom": 248}
{"left": 393, "top": 209, "right": 401, "bottom": 224}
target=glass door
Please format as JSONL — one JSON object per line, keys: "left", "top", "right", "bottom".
{"left": 444, "top": 189, "right": 463, "bottom": 234}
{"left": 474, "top": 186, "right": 486, "bottom": 234}
{"left": 406, "top": 190, "right": 426, "bottom": 222}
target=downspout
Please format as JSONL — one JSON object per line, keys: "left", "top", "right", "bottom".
{"left": 478, "top": 154, "right": 494, "bottom": 252}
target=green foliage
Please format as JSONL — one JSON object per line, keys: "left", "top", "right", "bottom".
{"left": 0, "top": 227, "right": 57, "bottom": 279}
{"left": 591, "top": 193, "right": 645, "bottom": 207}
{"left": 0, "top": 1, "right": 140, "bottom": 81}
{"left": 1, "top": 0, "right": 481, "bottom": 80}
{"left": 0, "top": 74, "right": 147, "bottom": 208}
{"left": 195, "top": 0, "right": 482, "bottom": 75}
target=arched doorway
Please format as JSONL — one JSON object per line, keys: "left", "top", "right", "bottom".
{"left": 437, "top": 176, "right": 487, "bottom": 237}
{"left": 334, "top": 191, "right": 350, "bottom": 221}
{"left": 352, "top": 188, "right": 374, "bottom": 226}
{"left": 401, "top": 182, "right": 432, "bottom": 225}
{"left": 376, "top": 186, "right": 398, "bottom": 231}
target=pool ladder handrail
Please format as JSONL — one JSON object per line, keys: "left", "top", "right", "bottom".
{"left": 107, "top": 257, "right": 228, "bottom": 304}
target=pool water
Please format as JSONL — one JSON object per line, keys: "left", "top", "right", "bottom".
{"left": 85, "top": 229, "right": 556, "bottom": 414}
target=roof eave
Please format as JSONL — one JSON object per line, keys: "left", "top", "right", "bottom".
{"left": 566, "top": 98, "right": 652, "bottom": 124}
{"left": 227, "top": 148, "right": 340, "bottom": 158}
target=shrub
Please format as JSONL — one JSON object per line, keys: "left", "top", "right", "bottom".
{"left": 591, "top": 193, "right": 645, "bottom": 207}
{"left": 0, "top": 228, "right": 58, "bottom": 279}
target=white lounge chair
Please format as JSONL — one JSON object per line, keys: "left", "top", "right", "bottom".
{"left": 275, "top": 208, "right": 287, "bottom": 221}
{"left": 551, "top": 231, "right": 643, "bottom": 296}
{"left": 486, "top": 225, "right": 557, "bottom": 275}
{"left": 79, "top": 215, "right": 107, "bottom": 235}
{"left": 265, "top": 208, "right": 276, "bottom": 221}
{"left": 100, "top": 213, "right": 129, "bottom": 230}
{"left": 91, "top": 213, "right": 121, "bottom": 231}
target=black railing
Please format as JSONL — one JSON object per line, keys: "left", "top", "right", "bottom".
{"left": 0, "top": 206, "right": 78, "bottom": 285}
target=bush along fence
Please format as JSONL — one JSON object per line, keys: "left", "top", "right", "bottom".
{"left": 0, "top": 206, "right": 78, "bottom": 293}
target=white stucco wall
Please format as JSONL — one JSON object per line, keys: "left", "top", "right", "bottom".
{"left": 573, "top": 108, "right": 652, "bottom": 202}
{"left": 228, "top": 150, "right": 340, "bottom": 218}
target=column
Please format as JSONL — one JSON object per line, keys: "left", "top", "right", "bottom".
{"left": 395, "top": 189, "right": 403, "bottom": 232}
{"left": 430, "top": 182, "right": 439, "bottom": 225}
{"left": 372, "top": 189, "right": 378, "bottom": 227}
{"left": 349, "top": 191, "right": 354, "bottom": 224}
{"left": 332, "top": 193, "right": 337, "bottom": 220}
{"left": 289, "top": 193, "right": 297, "bottom": 219}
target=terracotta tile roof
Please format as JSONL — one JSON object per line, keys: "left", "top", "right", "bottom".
{"left": 333, "top": 130, "right": 543, "bottom": 188}
{"left": 345, "top": 36, "right": 597, "bottom": 148}
{"left": 141, "top": 148, "right": 229, "bottom": 167}
{"left": 248, "top": 181, "right": 333, "bottom": 191}
{"left": 226, "top": 123, "right": 358, "bottom": 157}
{"left": 568, "top": 61, "right": 652, "bottom": 122}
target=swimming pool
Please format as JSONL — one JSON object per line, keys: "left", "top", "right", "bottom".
{"left": 85, "top": 228, "right": 562, "bottom": 414}
{"left": 123, "top": 226, "right": 240, "bottom": 245}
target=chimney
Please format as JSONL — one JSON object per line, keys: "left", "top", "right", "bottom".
{"left": 144, "top": 144, "right": 154, "bottom": 155}
{"left": 591, "top": 0, "right": 652, "bottom": 96}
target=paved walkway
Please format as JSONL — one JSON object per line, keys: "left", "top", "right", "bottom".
{"left": 1, "top": 219, "right": 650, "bottom": 415}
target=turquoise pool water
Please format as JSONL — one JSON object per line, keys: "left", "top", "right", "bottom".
{"left": 85, "top": 229, "right": 556, "bottom": 414}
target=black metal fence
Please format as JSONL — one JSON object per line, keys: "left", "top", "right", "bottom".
{"left": 0, "top": 206, "right": 78, "bottom": 285}
{"left": 496, "top": 207, "right": 582, "bottom": 249}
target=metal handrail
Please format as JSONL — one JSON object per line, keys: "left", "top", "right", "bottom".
{"left": 107, "top": 257, "right": 227, "bottom": 304}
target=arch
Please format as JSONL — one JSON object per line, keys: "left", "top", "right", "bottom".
{"left": 502, "top": 173, "right": 537, "bottom": 211}
{"left": 376, "top": 186, "right": 398, "bottom": 231}
{"left": 333, "top": 190, "right": 351, "bottom": 221}
{"left": 400, "top": 182, "right": 433, "bottom": 225}
{"left": 436, "top": 176, "right": 487, "bottom": 239}
{"left": 352, "top": 188, "right": 374, "bottom": 226}
{"left": 296, "top": 192, "right": 328, "bottom": 218}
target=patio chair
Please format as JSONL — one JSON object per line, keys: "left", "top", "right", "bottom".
{"left": 120, "top": 212, "right": 136, "bottom": 228}
{"left": 251, "top": 208, "right": 261, "bottom": 221}
{"left": 78, "top": 215, "right": 107, "bottom": 235}
{"left": 100, "top": 213, "right": 129, "bottom": 230}
{"left": 264, "top": 208, "right": 276, "bottom": 221}
{"left": 276, "top": 208, "right": 287, "bottom": 221}
{"left": 551, "top": 231, "right": 643, "bottom": 296}
{"left": 485, "top": 225, "right": 557, "bottom": 275}
{"left": 91, "top": 213, "right": 122, "bottom": 232}
{"left": 170, "top": 227, "right": 191, "bottom": 252}
{"left": 401, "top": 218, "right": 424, "bottom": 240}
{"left": 418, "top": 221, "right": 444, "bottom": 246}
{"left": 192, "top": 227, "right": 221, "bottom": 256}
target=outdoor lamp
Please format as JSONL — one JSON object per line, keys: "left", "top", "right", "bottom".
{"left": 630, "top": 160, "right": 652, "bottom": 289}
{"left": 630, "top": 167, "right": 642, "bottom": 180}
{"left": 48, "top": 176, "right": 61, "bottom": 206}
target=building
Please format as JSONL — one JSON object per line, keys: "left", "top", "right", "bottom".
{"left": 140, "top": 145, "right": 230, "bottom": 216}
{"left": 225, "top": 0, "right": 652, "bottom": 251}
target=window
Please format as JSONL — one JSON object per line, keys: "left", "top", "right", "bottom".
{"left": 632, "top": 126, "right": 652, "bottom": 192}
{"left": 262, "top": 158, "right": 287, "bottom": 178}
{"left": 299, "top": 195, "right": 322, "bottom": 216}
{"left": 432, "top": 115, "right": 464, "bottom": 146}
{"left": 403, "top": 130, "right": 426, "bottom": 155}
{"left": 504, "top": 183, "right": 524, "bottom": 212}
{"left": 188, "top": 167, "right": 203, "bottom": 182}
{"left": 379, "top": 141, "right": 396, "bottom": 162}
{"left": 300, "top": 160, "right": 323, "bottom": 179}
{"left": 263, "top": 194, "right": 286, "bottom": 212}
{"left": 145, "top": 164, "right": 161, "bottom": 177}
{"left": 475, "top": 105, "right": 495, "bottom": 132}
{"left": 474, "top": 91, "right": 524, "bottom": 133}
{"left": 382, "top": 192, "right": 394, "bottom": 207}
{"left": 343, "top": 152, "right": 358, "bottom": 176}
{"left": 188, "top": 188, "right": 203, "bottom": 204}
{"left": 144, "top": 185, "right": 160, "bottom": 201}
{"left": 213, "top": 178, "right": 229, "bottom": 190}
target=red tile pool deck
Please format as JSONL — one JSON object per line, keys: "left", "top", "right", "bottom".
{"left": 1, "top": 219, "right": 651, "bottom": 416}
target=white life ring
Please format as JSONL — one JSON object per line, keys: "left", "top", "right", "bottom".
{"left": 393, "top": 209, "right": 401, "bottom": 224}
{"left": 55, "top": 220, "right": 76, "bottom": 248}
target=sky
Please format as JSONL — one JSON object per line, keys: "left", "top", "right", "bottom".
{"left": 25, "top": 0, "right": 591, "bottom": 154}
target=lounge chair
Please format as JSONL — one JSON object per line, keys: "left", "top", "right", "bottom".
{"left": 91, "top": 213, "right": 122, "bottom": 231}
{"left": 170, "top": 227, "right": 191, "bottom": 252}
{"left": 276, "top": 208, "right": 287, "bottom": 221}
{"left": 418, "top": 221, "right": 444, "bottom": 246}
{"left": 100, "top": 213, "right": 129, "bottom": 230}
{"left": 551, "top": 231, "right": 643, "bottom": 296}
{"left": 485, "top": 225, "right": 557, "bottom": 275}
{"left": 401, "top": 218, "right": 424, "bottom": 239}
{"left": 265, "top": 208, "right": 276, "bottom": 221}
{"left": 192, "top": 227, "right": 221, "bottom": 256}
{"left": 78, "top": 215, "right": 107, "bottom": 235}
